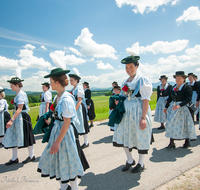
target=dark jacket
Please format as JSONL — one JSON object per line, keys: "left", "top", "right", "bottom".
{"left": 157, "top": 84, "right": 172, "bottom": 102}
{"left": 85, "top": 89, "right": 92, "bottom": 106}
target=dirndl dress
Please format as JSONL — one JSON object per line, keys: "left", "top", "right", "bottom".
{"left": 113, "top": 74, "right": 153, "bottom": 154}
{"left": 0, "top": 99, "right": 11, "bottom": 137}
{"left": 39, "top": 90, "right": 52, "bottom": 117}
{"left": 165, "top": 102, "right": 197, "bottom": 140}
{"left": 37, "top": 92, "right": 86, "bottom": 183}
{"left": 2, "top": 90, "right": 35, "bottom": 149}
{"left": 71, "top": 85, "right": 89, "bottom": 135}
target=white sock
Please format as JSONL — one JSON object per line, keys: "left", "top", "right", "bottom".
{"left": 28, "top": 145, "right": 34, "bottom": 158}
{"left": 83, "top": 134, "right": 88, "bottom": 145}
{"left": 138, "top": 154, "right": 145, "bottom": 167}
{"left": 59, "top": 181, "right": 69, "bottom": 190}
{"left": 0, "top": 137, "right": 3, "bottom": 143}
{"left": 12, "top": 147, "right": 18, "bottom": 161}
{"left": 70, "top": 177, "right": 79, "bottom": 190}
{"left": 123, "top": 147, "right": 134, "bottom": 164}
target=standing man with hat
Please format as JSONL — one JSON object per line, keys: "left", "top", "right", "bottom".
{"left": 154, "top": 75, "right": 172, "bottom": 129}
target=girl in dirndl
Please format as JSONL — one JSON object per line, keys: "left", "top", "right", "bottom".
{"left": 69, "top": 74, "right": 90, "bottom": 149}
{"left": 38, "top": 68, "right": 88, "bottom": 190}
{"left": 113, "top": 55, "right": 153, "bottom": 173}
{"left": 154, "top": 75, "right": 172, "bottom": 129}
{"left": 0, "top": 87, "right": 11, "bottom": 145}
{"left": 2, "top": 77, "right": 35, "bottom": 165}
{"left": 164, "top": 71, "right": 197, "bottom": 149}
{"left": 39, "top": 82, "right": 52, "bottom": 117}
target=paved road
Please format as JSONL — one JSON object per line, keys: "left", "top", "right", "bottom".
{"left": 0, "top": 112, "right": 200, "bottom": 190}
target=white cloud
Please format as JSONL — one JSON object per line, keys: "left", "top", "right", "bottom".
{"left": 176, "top": 6, "right": 200, "bottom": 25}
{"left": 162, "top": 8, "right": 166, "bottom": 13}
{"left": 0, "top": 56, "right": 21, "bottom": 70}
{"left": 97, "top": 60, "right": 114, "bottom": 70}
{"left": 171, "top": 0, "right": 180, "bottom": 6}
{"left": 126, "top": 40, "right": 189, "bottom": 55}
{"left": 15, "top": 68, "right": 22, "bottom": 79}
{"left": 74, "top": 27, "right": 118, "bottom": 59}
{"left": 0, "top": 75, "right": 16, "bottom": 89}
{"left": 68, "top": 47, "right": 82, "bottom": 56}
{"left": 41, "top": 45, "right": 47, "bottom": 50}
{"left": 72, "top": 68, "right": 80, "bottom": 76}
{"left": 115, "top": 0, "right": 174, "bottom": 14}
{"left": 23, "top": 44, "right": 36, "bottom": 50}
{"left": 49, "top": 50, "right": 87, "bottom": 70}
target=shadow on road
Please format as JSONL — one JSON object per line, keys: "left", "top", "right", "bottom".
{"left": 97, "top": 122, "right": 108, "bottom": 126}
{"left": 92, "top": 135, "right": 113, "bottom": 144}
{"left": 34, "top": 134, "right": 44, "bottom": 141}
{"left": 152, "top": 128, "right": 165, "bottom": 134}
{"left": 79, "top": 165, "right": 141, "bottom": 190}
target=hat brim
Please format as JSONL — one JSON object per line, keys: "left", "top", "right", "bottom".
{"left": 0, "top": 89, "right": 5, "bottom": 93}
{"left": 69, "top": 74, "right": 81, "bottom": 80}
{"left": 121, "top": 56, "right": 140, "bottom": 64}
{"left": 173, "top": 75, "right": 188, "bottom": 79}
{"left": 159, "top": 77, "right": 168, "bottom": 80}
{"left": 7, "top": 79, "right": 24, "bottom": 83}
{"left": 44, "top": 70, "right": 70, "bottom": 78}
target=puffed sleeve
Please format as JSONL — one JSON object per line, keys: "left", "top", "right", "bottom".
{"left": 18, "top": 92, "right": 26, "bottom": 104}
{"left": 0, "top": 100, "right": 4, "bottom": 112}
{"left": 61, "top": 97, "right": 76, "bottom": 118}
{"left": 44, "top": 91, "right": 52, "bottom": 102}
{"left": 77, "top": 86, "right": 84, "bottom": 97}
{"left": 139, "top": 76, "right": 152, "bottom": 100}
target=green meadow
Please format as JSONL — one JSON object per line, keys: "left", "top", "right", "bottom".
{"left": 9, "top": 93, "right": 157, "bottom": 127}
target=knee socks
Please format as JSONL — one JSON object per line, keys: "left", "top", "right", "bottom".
{"left": 12, "top": 147, "right": 18, "bottom": 161}
{"left": 28, "top": 145, "right": 34, "bottom": 158}
{"left": 59, "top": 181, "right": 69, "bottom": 190}
{"left": 123, "top": 147, "right": 134, "bottom": 164}
{"left": 70, "top": 177, "right": 79, "bottom": 190}
{"left": 83, "top": 134, "right": 88, "bottom": 145}
{"left": 138, "top": 154, "right": 145, "bottom": 167}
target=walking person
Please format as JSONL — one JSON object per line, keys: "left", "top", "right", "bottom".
{"left": 69, "top": 74, "right": 90, "bottom": 149}
{"left": 0, "top": 86, "right": 11, "bottom": 145}
{"left": 38, "top": 68, "right": 88, "bottom": 190}
{"left": 154, "top": 75, "right": 172, "bottom": 129}
{"left": 113, "top": 55, "right": 153, "bottom": 173}
{"left": 164, "top": 71, "right": 197, "bottom": 149}
{"left": 3, "top": 77, "right": 35, "bottom": 165}
{"left": 82, "top": 82, "right": 96, "bottom": 128}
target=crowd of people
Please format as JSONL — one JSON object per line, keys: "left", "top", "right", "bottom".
{"left": 0, "top": 55, "right": 200, "bottom": 190}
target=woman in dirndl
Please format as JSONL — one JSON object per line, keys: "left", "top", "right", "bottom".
{"left": 113, "top": 55, "right": 153, "bottom": 173}
{"left": 2, "top": 77, "right": 35, "bottom": 165}
{"left": 187, "top": 73, "right": 198, "bottom": 120}
{"left": 82, "top": 81, "right": 96, "bottom": 128}
{"left": 164, "top": 71, "right": 197, "bottom": 149}
{"left": 39, "top": 82, "right": 52, "bottom": 117}
{"left": 69, "top": 74, "right": 90, "bottom": 149}
{"left": 154, "top": 75, "right": 172, "bottom": 129}
{"left": 0, "top": 86, "right": 11, "bottom": 145}
{"left": 38, "top": 68, "right": 88, "bottom": 190}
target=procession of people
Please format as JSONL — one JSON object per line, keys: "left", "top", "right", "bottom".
{"left": 0, "top": 55, "right": 200, "bottom": 190}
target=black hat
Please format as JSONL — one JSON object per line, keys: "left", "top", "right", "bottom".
{"left": 0, "top": 86, "right": 5, "bottom": 93}
{"left": 112, "top": 81, "right": 118, "bottom": 85}
{"left": 83, "top": 81, "right": 89, "bottom": 86}
{"left": 41, "top": 82, "right": 50, "bottom": 86}
{"left": 44, "top": 68, "right": 70, "bottom": 78}
{"left": 159, "top": 75, "right": 168, "bottom": 80}
{"left": 113, "top": 86, "right": 121, "bottom": 90}
{"left": 188, "top": 72, "right": 195, "bottom": 77}
{"left": 121, "top": 56, "right": 140, "bottom": 64}
{"left": 7, "top": 77, "right": 24, "bottom": 83}
{"left": 194, "top": 75, "right": 198, "bottom": 79}
{"left": 173, "top": 71, "right": 188, "bottom": 78}
{"left": 69, "top": 74, "right": 81, "bottom": 80}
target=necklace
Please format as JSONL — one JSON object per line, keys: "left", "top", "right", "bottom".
{"left": 127, "top": 74, "right": 136, "bottom": 82}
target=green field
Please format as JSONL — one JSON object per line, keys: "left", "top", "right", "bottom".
{"left": 9, "top": 93, "right": 157, "bottom": 127}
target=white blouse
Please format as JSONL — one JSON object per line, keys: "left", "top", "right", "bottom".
{"left": 0, "top": 99, "right": 8, "bottom": 112}
{"left": 42, "top": 90, "right": 52, "bottom": 103}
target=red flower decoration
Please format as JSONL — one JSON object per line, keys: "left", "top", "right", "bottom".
{"left": 50, "top": 104, "right": 56, "bottom": 112}
{"left": 40, "top": 94, "right": 41, "bottom": 98}
{"left": 173, "top": 87, "right": 179, "bottom": 92}
{"left": 161, "top": 89, "right": 164, "bottom": 91}
{"left": 122, "top": 84, "right": 129, "bottom": 92}
{"left": 10, "top": 99, "right": 14, "bottom": 104}
{"left": 69, "top": 91, "right": 73, "bottom": 94}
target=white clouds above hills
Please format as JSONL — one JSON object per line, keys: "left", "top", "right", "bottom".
{"left": 126, "top": 40, "right": 189, "bottom": 55}
{"left": 68, "top": 47, "right": 82, "bottom": 57}
{"left": 97, "top": 60, "right": 114, "bottom": 70}
{"left": 0, "top": 56, "right": 20, "bottom": 70}
{"left": 74, "top": 28, "right": 118, "bottom": 59}
{"left": 115, "top": 0, "right": 180, "bottom": 14}
{"left": 176, "top": 6, "right": 200, "bottom": 25}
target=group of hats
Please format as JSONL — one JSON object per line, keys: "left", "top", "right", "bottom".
{"left": 159, "top": 72, "right": 198, "bottom": 80}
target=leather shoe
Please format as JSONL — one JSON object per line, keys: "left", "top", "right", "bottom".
{"left": 122, "top": 160, "right": 135, "bottom": 171}
{"left": 157, "top": 126, "right": 165, "bottom": 130}
{"left": 182, "top": 142, "right": 190, "bottom": 148}
{"left": 5, "top": 158, "right": 19, "bottom": 165}
{"left": 81, "top": 143, "right": 89, "bottom": 149}
{"left": 166, "top": 143, "right": 176, "bottom": 149}
{"left": 22, "top": 156, "right": 35, "bottom": 164}
{"left": 89, "top": 124, "right": 94, "bottom": 128}
{"left": 131, "top": 163, "right": 144, "bottom": 173}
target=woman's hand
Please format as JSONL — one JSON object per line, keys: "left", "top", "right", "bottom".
{"left": 115, "top": 100, "right": 119, "bottom": 105}
{"left": 163, "top": 108, "right": 167, "bottom": 113}
{"left": 44, "top": 119, "right": 50, "bottom": 125}
{"left": 87, "top": 106, "right": 90, "bottom": 109}
{"left": 50, "top": 142, "right": 60, "bottom": 155}
{"left": 139, "top": 118, "right": 147, "bottom": 130}
{"left": 196, "top": 102, "right": 199, "bottom": 107}
{"left": 6, "top": 120, "right": 13, "bottom": 129}
{"left": 172, "top": 105, "right": 180, "bottom": 110}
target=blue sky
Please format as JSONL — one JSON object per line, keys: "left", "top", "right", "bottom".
{"left": 0, "top": 0, "right": 200, "bottom": 91}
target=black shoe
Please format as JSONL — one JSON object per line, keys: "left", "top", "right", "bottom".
{"left": 5, "top": 158, "right": 19, "bottom": 165}
{"left": 67, "top": 185, "right": 71, "bottom": 190}
{"left": 22, "top": 156, "right": 35, "bottom": 163}
{"left": 89, "top": 124, "right": 94, "bottom": 128}
{"left": 157, "top": 126, "right": 165, "bottom": 130}
{"left": 182, "top": 142, "right": 190, "bottom": 148}
{"left": 131, "top": 163, "right": 144, "bottom": 173}
{"left": 110, "top": 129, "right": 114, "bottom": 131}
{"left": 122, "top": 160, "right": 135, "bottom": 171}
{"left": 166, "top": 143, "right": 176, "bottom": 149}
{"left": 81, "top": 143, "right": 89, "bottom": 149}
